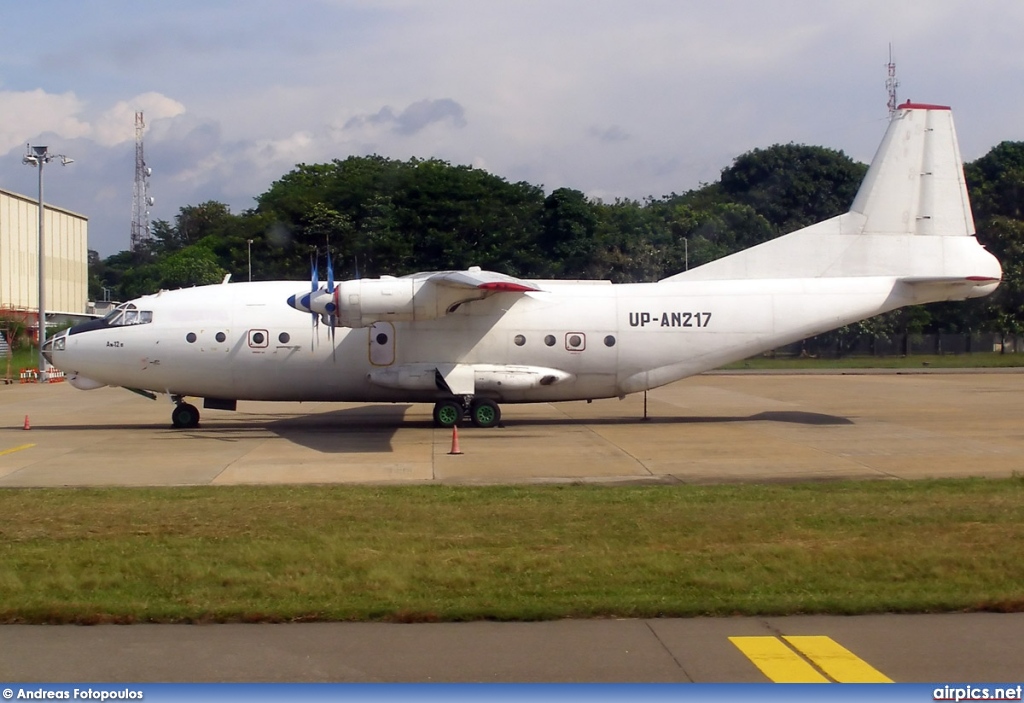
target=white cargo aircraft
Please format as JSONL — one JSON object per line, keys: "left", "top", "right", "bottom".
{"left": 45, "top": 103, "right": 1001, "bottom": 429}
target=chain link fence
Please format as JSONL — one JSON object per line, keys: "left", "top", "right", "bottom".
{"left": 774, "top": 333, "right": 1022, "bottom": 359}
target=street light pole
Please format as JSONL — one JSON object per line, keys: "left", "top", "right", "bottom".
{"left": 22, "top": 145, "right": 73, "bottom": 380}
{"left": 247, "top": 239, "right": 253, "bottom": 282}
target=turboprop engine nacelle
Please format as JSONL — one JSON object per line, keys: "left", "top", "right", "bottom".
{"left": 334, "top": 277, "right": 418, "bottom": 327}
{"left": 288, "top": 276, "right": 488, "bottom": 328}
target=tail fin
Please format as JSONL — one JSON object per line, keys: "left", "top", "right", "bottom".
{"left": 851, "top": 102, "right": 974, "bottom": 237}
{"left": 662, "top": 102, "right": 1001, "bottom": 292}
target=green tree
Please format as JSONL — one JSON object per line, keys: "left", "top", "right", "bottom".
{"left": 592, "top": 199, "right": 671, "bottom": 282}
{"left": 256, "top": 156, "right": 546, "bottom": 278}
{"left": 974, "top": 217, "right": 1024, "bottom": 335}
{"left": 719, "top": 144, "right": 867, "bottom": 233}
{"left": 357, "top": 194, "right": 412, "bottom": 276}
{"left": 966, "top": 142, "right": 1024, "bottom": 221}
{"left": 84, "top": 133, "right": 1024, "bottom": 345}
{"left": 539, "top": 188, "right": 599, "bottom": 277}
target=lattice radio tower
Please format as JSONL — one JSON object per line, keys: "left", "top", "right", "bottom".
{"left": 886, "top": 43, "right": 900, "bottom": 119}
{"left": 130, "top": 110, "right": 154, "bottom": 252}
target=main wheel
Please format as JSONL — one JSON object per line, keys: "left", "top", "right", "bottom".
{"left": 470, "top": 398, "right": 501, "bottom": 428}
{"left": 432, "top": 399, "right": 463, "bottom": 428}
{"left": 171, "top": 402, "right": 201, "bottom": 428}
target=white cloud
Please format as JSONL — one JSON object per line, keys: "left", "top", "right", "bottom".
{"left": 0, "top": 89, "right": 90, "bottom": 153}
{"left": 1, "top": 0, "right": 1024, "bottom": 257}
{"left": 0, "top": 89, "right": 185, "bottom": 153}
{"left": 92, "top": 93, "right": 187, "bottom": 147}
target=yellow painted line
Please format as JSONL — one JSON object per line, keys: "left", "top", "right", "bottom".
{"left": 784, "top": 635, "right": 893, "bottom": 683}
{"left": 0, "top": 443, "right": 35, "bottom": 457}
{"left": 729, "top": 636, "right": 829, "bottom": 683}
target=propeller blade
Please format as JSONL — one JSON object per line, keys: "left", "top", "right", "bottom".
{"left": 326, "top": 254, "right": 337, "bottom": 360}
{"left": 310, "top": 253, "right": 320, "bottom": 349}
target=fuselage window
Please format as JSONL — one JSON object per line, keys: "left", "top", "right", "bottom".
{"left": 186, "top": 333, "right": 197, "bottom": 343}
{"left": 544, "top": 335, "right": 556, "bottom": 347}
{"left": 604, "top": 335, "right": 616, "bottom": 347}
{"left": 375, "top": 333, "right": 389, "bottom": 345}
{"left": 514, "top": 334, "right": 526, "bottom": 346}
{"left": 279, "top": 332, "right": 290, "bottom": 344}
{"left": 251, "top": 331, "right": 266, "bottom": 346}
{"left": 215, "top": 332, "right": 227, "bottom": 343}
{"left": 566, "top": 333, "right": 586, "bottom": 351}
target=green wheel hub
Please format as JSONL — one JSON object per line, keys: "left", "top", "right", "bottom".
{"left": 435, "top": 402, "right": 461, "bottom": 427}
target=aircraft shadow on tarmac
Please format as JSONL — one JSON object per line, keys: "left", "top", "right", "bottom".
{"left": 257, "top": 408, "right": 853, "bottom": 454}
{"left": 503, "top": 410, "right": 853, "bottom": 427}
{"left": 260, "top": 404, "right": 410, "bottom": 453}
{"left": 15, "top": 407, "right": 851, "bottom": 455}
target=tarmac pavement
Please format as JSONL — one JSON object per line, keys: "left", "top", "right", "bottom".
{"left": 0, "top": 614, "right": 1021, "bottom": 682}
{"left": 3, "top": 371, "right": 1024, "bottom": 486}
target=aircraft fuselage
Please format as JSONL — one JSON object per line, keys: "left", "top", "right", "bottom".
{"left": 49, "top": 274, "right": 941, "bottom": 405}
{"left": 45, "top": 103, "right": 1003, "bottom": 429}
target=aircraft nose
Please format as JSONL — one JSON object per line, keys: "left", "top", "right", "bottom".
{"left": 41, "top": 330, "right": 67, "bottom": 366}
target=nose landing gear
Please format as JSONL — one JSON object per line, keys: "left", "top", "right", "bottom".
{"left": 171, "top": 398, "right": 201, "bottom": 428}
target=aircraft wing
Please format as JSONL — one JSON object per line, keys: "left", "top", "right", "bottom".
{"left": 290, "top": 267, "right": 542, "bottom": 328}
{"left": 405, "top": 268, "right": 542, "bottom": 294}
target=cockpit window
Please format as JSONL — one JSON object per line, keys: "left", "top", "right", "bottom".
{"left": 103, "top": 303, "right": 153, "bottom": 326}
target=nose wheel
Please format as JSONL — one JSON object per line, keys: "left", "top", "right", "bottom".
{"left": 171, "top": 401, "right": 201, "bottom": 428}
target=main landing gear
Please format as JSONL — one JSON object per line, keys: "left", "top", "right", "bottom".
{"left": 432, "top": 397, "right": 502, "bottom": 429}
{"left": 171, "top": 397, "right": 201, "bottom": 428}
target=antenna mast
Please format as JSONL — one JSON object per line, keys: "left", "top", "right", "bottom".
{"left": 886, "top": 43, "right": 900, "bottom": 119}
{"left": 130, "top": 111, "right": 154, "bottom": 252}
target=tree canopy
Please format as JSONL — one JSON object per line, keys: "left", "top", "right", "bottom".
{"left": 90, "top": 139, "right": 1024, "bottom": 336}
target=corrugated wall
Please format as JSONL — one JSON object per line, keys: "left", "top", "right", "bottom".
{"left": 0, "top": 188, "right": 89, "bottom": 316}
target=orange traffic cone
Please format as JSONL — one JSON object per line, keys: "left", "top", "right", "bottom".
{"left": 448, "top": 425, "right": 463, "bottom": 455}
{"left": 23, "top": 415, "right": 31, "bottom": 430}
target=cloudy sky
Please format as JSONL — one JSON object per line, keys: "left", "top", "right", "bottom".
{"left": 2, "top": 0, "right": 1022, "bottom": 256}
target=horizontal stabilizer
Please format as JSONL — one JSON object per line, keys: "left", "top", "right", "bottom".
{"left": 900, "top": 276, "right": 1000, "bottom": 285}
{"left": 899, "top": 275, "right": 1000, "bottom": 300}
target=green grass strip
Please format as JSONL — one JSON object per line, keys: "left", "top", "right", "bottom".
{"left": 1, "top": 479, "right": 1023, "bottom": 623}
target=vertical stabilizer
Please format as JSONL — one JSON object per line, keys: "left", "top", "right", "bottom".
{"left": 850, "top": 102, "right": 975, "bottom": 237}
{"left": 662, "top": 101, "right": 998, "bottom": 285}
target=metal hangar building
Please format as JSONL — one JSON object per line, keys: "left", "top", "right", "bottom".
{"left": 0, "top": 186, "right": 89, "bottom": 335}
